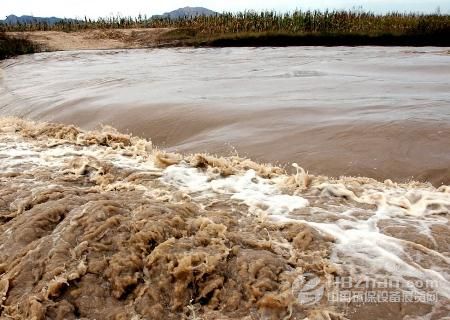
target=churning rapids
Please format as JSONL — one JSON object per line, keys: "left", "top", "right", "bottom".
{"left": 0, "top": 47, "right": 449, "bottom": 319}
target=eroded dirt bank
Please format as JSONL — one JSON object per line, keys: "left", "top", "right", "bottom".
{"left": 5, "top": 29, "right": 175, "bottom": 51}
{"left": 0, "top": 118, "right": 449, "bottom": 319}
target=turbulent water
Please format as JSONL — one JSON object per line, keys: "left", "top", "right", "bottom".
{"left": 0, "top": 48, "right": 449, "bottom": 319}
{"left": 0, "top": 118, "right": 449, "bottom": 320}
{"left": 1, "top": 47, "right": 449, "bottom": 185}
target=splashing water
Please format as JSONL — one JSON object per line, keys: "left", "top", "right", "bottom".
{"left": 0, "top": 118, "right": 448, "bottom": 319}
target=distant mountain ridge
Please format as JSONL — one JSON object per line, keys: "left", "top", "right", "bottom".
{"left": 0, "top": 15, "right": 72, "bottom": 25}
{"left": 0, "top": 7, "right": 218, "bottom": 26}
{"left": 153, "top": 7, "right": 218, "bottom": 19}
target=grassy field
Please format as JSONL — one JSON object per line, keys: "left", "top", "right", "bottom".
{"left": 0, "top": 33, "right": 39, "bottom": 59}
{"left": 1, "top": 10, "right": 449, "bottom": 34}
{"left": 1, "top": 10, "right": 449, "bottom": 54}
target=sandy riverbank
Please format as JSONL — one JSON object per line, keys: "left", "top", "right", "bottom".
{"left": 6, "top": 28, "right": 176, "bottom": 51}
{"left": 6, "top": 28, "right": 450, "bottom": 54}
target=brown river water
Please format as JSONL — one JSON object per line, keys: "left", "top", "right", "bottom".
{"left": 0, "top": 47, "right": 449, "bottom": 320}
{"left": 1, "top": 47, "right": 449, "bottom": 185}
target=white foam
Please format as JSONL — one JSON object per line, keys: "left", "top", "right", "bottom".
{"left": 2, "top": 129, "right": 449, "bottom": 302}
{"left": 161, "top": 164, "right": 309, "bottom": 215}
{"left": 359, "top": 188, "right": 450, "bottom": 217}
{"left": 316, "top": 182, "right": 450, "bottom": 217}
{"left": 160, "top": 162, "right": 450, "bottom": 300}
{"left": 161, "top": 165, "right": 211, "bottom": 193}
{"left": 275, "top": 207, "right": 450, "bottom": 299}
{"left": 0, "top": 136, "right": 157, "bottom": 174}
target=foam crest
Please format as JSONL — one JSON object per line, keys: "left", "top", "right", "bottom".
{"left": 314, "top": 182, "right": 450, "bottom": 217}
{"left": 162, "top": 164, "right": 309, "bottom": 215}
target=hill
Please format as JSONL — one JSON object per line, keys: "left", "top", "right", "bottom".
{"left": 1, "top": 15, "right": 70, "bottom": 25}
{"left": 153, "top": 7, "right": 217, "bottom": 19}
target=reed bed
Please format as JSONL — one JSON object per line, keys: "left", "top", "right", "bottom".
{"left": 1, "top": 10, "right": 449, "bottom": 36}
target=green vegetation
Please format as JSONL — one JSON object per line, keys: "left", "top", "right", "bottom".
{"left": 0, "top": 33, "right": 39, "bottom": 59}
{"left": 1, "top": 10, "right": 449, "bottom": 34}
{"left": 1, "top": 10, "right": 449, "bottom": 47}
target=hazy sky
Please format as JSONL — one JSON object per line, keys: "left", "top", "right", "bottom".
{"left": 1, "top": 0, "right": 448, "bottom": 19}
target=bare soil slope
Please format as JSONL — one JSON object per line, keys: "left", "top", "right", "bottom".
{"left": 6, "top": 28, "right": 174, "bottom": 51}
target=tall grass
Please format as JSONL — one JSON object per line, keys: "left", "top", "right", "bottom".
{"left": 0, "top": 10, "right": 449, "bottom": 36}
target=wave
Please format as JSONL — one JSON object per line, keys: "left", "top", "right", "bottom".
{"left": 0, "top": 117, "right": 448, "bottom": 319}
